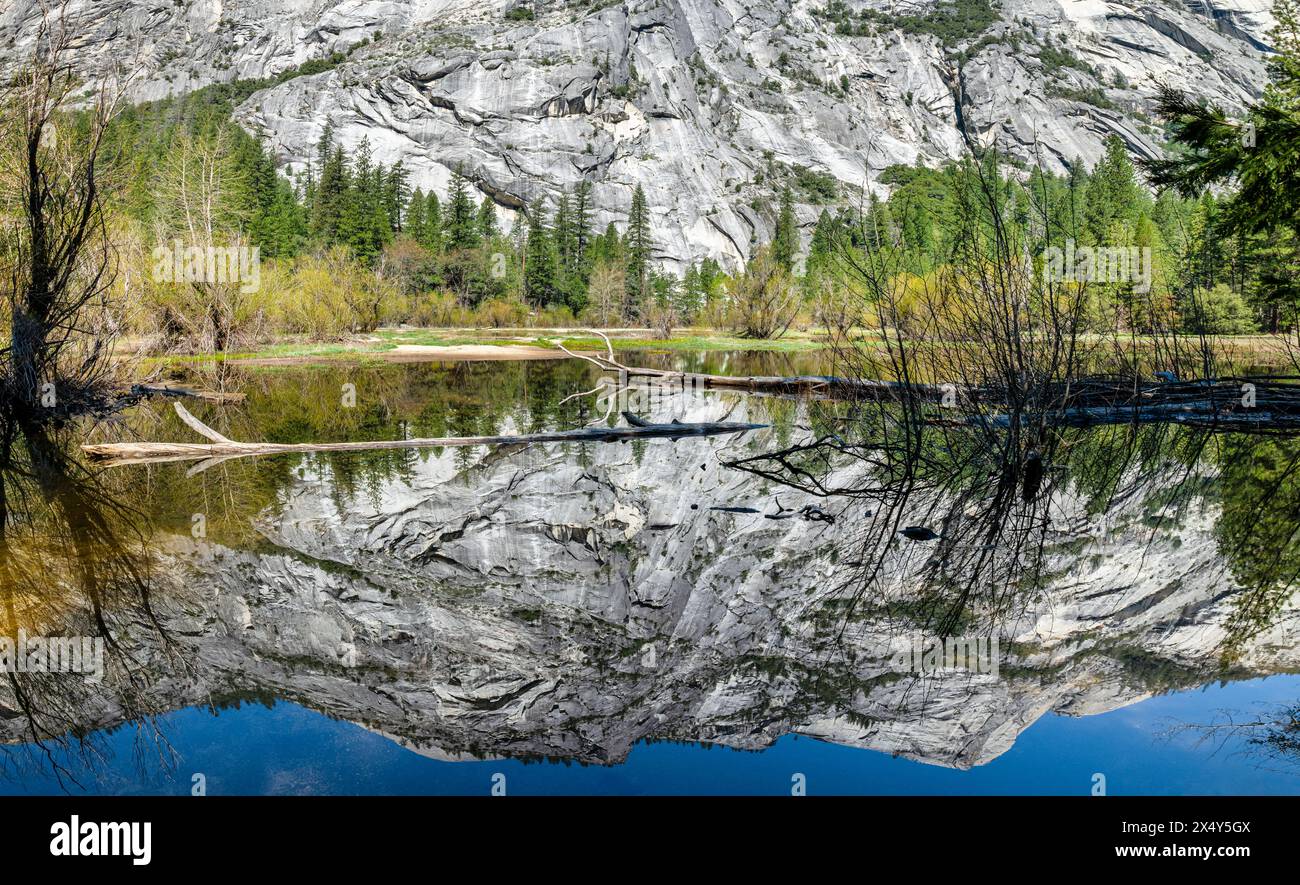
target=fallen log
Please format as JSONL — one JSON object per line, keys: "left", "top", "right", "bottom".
{"left": 975, "top": 405, "right": 1296, "bottom": 430}
{"left": 550, "top": 334, "right": 1300, "bottom": 426}
{"left": 129, "top": 383, "right": 246, "bottom": 403}
{"left": 552, "top": 331, "right": 954, "bottom": 399}
{"left": 82, "top": 403, "right": 768, "bottom": 469}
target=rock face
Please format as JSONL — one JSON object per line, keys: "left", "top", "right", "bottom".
{"left": 0, "top": 0, "right": 1279, "bottom": 270}
{"left": 1, "top": 393, "right": 1295, "bottom": 771}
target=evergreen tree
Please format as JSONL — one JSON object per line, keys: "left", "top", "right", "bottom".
{"left": 554, "top": 191, "right": 576, "bottom": 275}
{"left": 339, "top": 137, "right": 390, "bottom": 262}
{"left": 1085, "top": 136, "right": 1143, "bottom": 244}
{"left": 385, "top": 161, "right": 410, "bottom": 232}
{"left": 899, "top": 199, "right": 934, "bottom": 258}
{"left": 1061, "top": 156, "right": 1089, "bottom": 242}
{"left": 312, "top": 137, "right": 349, "bottom": 245}
{"left": 423, "top": 191, "right": 443, "bottom": 253}
{"left": 315, "top": 121, "right": 336, "bottom": 174}
{"left": 808, "top": 209, "right": 840, "bottom": 272}
{"left": 772, "top": 186, "right": 798, "bottom": 271}
{"left": 1251, "top": 227, "right": 1300, "bottom": 331}
{"left": 862, "top": 193, "right": 895, "bottom": 252}
{"left": 697, "top": 257, "right": 723, "bottom": 302}
{"left": 524, "top": 198, "right": 559, "bottom": 305}
{"left": 239, "top": 138, "right": 306, "bottom": 257}
{"left": 406, "top": 189, "right": 427, "bottom": 242}
{"left": 681, "top": 262, "right": 704, "bottom": 317}
{"left": 367, "top": 166, "right": 394, "bottom": 257}
{"left": 1144, "top": 0, "right": 1300, "bottom": 238}
{"left": 589, "top": 221, "right": 623, "bottom": 267}
{"left": 298, "top": 164, "right": 317, "bottom": 225}
{"left": 552, "top": 190, "right": 577, "bottom": 307}
{"left": 256, "top": 180, "right": 308, "bottom": 258}
{"left": 446, "top": 166, "right": 480, "bottom": 251}
{"left": 625, "top": 184, "right": 652, "bottom": 302}
{"left": 573, "top": 179, "right": 594, "bottom": 270}
{"left": 477, "top": 196, "right": 499, "bottom": 241}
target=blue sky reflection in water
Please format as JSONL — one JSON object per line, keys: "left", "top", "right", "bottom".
{"left": 1, "top": 675, "right": 1298, "bottom": 795}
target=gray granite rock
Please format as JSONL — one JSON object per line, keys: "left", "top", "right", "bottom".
{"left": 0, "top": 1, "right": 1277, "bottom": 269}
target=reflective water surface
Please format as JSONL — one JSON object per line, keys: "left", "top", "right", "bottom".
{"left": 1, "top": 352, "right": 1298, "bottom": 794}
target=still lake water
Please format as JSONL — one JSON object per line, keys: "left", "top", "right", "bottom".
{"left": 1, "top": 351, "right": 1298, "bottom": 795}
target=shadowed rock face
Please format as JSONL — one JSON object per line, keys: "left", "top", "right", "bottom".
{"left": 2, "top": 395, "right": 1295, "bottom": 770}
{"left": 0, "top": 0, "right": 1276, "bottom": 270}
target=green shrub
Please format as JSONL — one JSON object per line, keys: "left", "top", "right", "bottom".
{"left": 1038, "top": 43, "right": 1093, "bottom": 76}
{"left": 857, "top": 0, "right": 999, "bottom": 47}
{"left": 1182, "top": 284, "right": 1257, "bottom": 335}
{"left": 792, "top": 165, "right": 839, "bottom": 202}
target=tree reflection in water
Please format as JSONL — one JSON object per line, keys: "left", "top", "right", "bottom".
{"left": 1, "top": 358, "right": 1300, "bottom": 787}
{"left": 0, "top": 418, "right": 183, "bottom": 789}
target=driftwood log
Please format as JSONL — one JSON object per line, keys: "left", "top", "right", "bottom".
{"left": 129, "top": 383, "right": 246, "bottom": 403}
{"left": 553, "top": 331, "right": 946, "bottom": 399}
{"left": 81, "top": 402, "right": 768, "bottom": 469}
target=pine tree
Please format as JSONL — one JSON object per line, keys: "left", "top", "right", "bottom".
{"left": 808, "top": 209, "right": 839, "bottom": 272}
{"left": 1143, "top": 3, "right": 1300, "bottom": 238}
{"left": 1085, "top": 136, "right": 1143, "bottom": 244}
{"left": 698, "top": 257, "right": 722, "bottom": 302}
{"left": 589, "top": 221, "right": 623, "bottom": 267}
{"left": 337, "top": 137, "right": 370, "bottom": 253}
{"left": 315, "top": 121, "right": 336, "bottom": 174}
{"left": 477, "top": 196, "right": 498, "bottom": 241}
{"left": 772, "top": 186, "right": 798, "bottom": 271}
{"left": 238, "top": 135, "right": 307, "bottom": 258}
{"left": 446, "top": 166, "right": 480, "bottom": 251}
{"left": 406, "top": 189, "right": 427, "bottom": 242}
{"left": 899, "top": 199, "right": 934, "bottom": 258}
{"left": 385, "top": 161, "right": 410, "bottom": 232}
{"left": 338, "top": 137, "right": 390, "bottom": 262}
{"left": 862, "top": 193, "right": 895, "bottom": 252}
{"left": 625, "top": 184, "right": 652, "bottom": 302}
{"left": 423, "top": 192, "right": 443, "bottom": 253}
{"left": 554, "top": 191, "right": 575, "bottom": 274}
{"left": 524, "top": 198, "right": 559, "bottom": 305}
{"left": 573, "top": 179, "right": 594, "bottom": 271}
{"left": 312, "top": 137, "right": 349, "bottom": 245}
{"left": 298, "top": 164, "right": 317, "bottom": 224}
{"left": 259, "top": 179, "right": 308, "bottom": 257}
{"left": 1062, "top": 157, "right": 1089, "bottom": 241}
{"left": 682, "top": 262, "right": 704, "bottom": 317}
{"left": 368, "top": 163, "right": 393, "bottom": 256}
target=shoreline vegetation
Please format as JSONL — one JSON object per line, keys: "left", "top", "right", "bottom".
{"left": 119, "top": 327, "right": 1300, "bottom": 373}
{"left": 125, "top": 327, "right": 833, "bottom": 366}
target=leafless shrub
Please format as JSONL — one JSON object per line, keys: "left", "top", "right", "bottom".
{"left": 0, "top": 3, "right": 132, "bottom": 420}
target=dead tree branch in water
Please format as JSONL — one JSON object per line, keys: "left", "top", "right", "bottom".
{"left": 80, "top": 402, "right": 768, "bottom": 469}
{"left": 554, "top": 332, "right": 1300, "bottom": 431}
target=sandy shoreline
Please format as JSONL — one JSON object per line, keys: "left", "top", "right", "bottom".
{"left": 235, "top": 343, "right": 572, "bottom": 365}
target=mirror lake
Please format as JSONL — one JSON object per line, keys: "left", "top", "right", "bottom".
{"left": 1, "top": 351, "right": 1298, "bottom": 795}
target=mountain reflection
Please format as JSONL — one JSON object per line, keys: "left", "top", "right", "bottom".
{"left": 1, "top": 357, "right": 1299, "bottom": 789}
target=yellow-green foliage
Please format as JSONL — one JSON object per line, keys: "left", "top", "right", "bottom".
{"left": 474, "top": 297, "right": 530, "bottom": 328}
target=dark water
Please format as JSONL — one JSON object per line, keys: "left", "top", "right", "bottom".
{"left": 1, "top": 352, "right": 1298, "bottom": 795}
